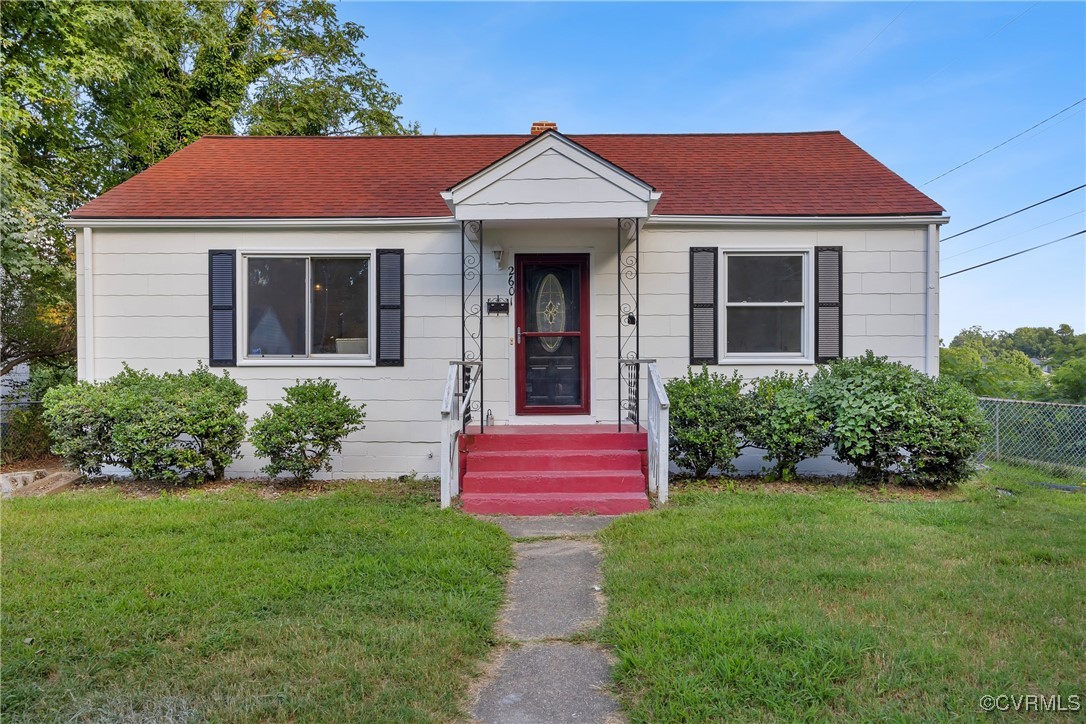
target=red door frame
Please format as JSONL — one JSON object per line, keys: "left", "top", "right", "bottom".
{"left": 515, "top": 254, "right": 591, "bottom": 415}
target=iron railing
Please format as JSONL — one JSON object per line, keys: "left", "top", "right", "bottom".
{"left": 977, "top": 397, "right": 1086, "bottom": 476}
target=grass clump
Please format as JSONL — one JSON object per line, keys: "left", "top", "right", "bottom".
{"left": 1, "top": 484, "right": 511, "bottom": 722}
{"left": 600, "top": 462, "right": 1084, "bottom": 721}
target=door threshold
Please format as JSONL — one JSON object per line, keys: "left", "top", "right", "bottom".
{"left": 504, "top": 415, "right": 599, "bottom": 426}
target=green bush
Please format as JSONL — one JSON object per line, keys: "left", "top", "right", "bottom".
{"left": 745, "top": 371, "right": 830, "bottom": 481}
{"left": 250, "top": 379, "right": 366, "bottom": 482}
{"left": 664, "top": 367, "right": 751, "bottom": 478}
{"left": 811, "top": 351, "right": 985, "bottom": 487}
{"left": 0, "top": 405, "right": 52, "bottom": 464}
{"left": 42, "top": 364, "right": 247, "bottom": 482}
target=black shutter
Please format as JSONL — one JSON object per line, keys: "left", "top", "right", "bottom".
{"left": 208, "top": 250, "right": 236, "bottom": 366}
{"left": 689, "top": 247, "right": 718, "bottom": 365}
{"left": 376, "top": 249, "right": 404, "bottom": 366}
{"left": 815, "top": 246, "right": 843, "bottom": 363}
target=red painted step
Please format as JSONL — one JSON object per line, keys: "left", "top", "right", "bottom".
{"left": 461, "top": 492, "right": 650, "bottom": 516}
{"left": 458, "top": 425, "right": 651, "bottom": 515}
{"left": 466, "top": 449, "right": 642, "bottom": 473}
{"left": 462, "top": 471, "right": 647, "bottom": 494}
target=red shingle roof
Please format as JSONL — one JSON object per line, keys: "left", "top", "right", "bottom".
{"left": 71, "top": 131, "right": 944, "bottom": 219}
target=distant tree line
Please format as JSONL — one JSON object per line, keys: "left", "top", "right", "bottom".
{"left": 940, "top": 324, "right": 1086, "bottom": 403}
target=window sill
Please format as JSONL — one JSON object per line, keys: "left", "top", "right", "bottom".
{"left": 238, "top": 358, "right": 377, "bottom": 368}
{"left": 716, "top": 357, "right": 815, "bottom": 366}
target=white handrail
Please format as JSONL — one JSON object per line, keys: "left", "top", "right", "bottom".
{"left": 646, "top": 362, "right": 670, "bottom": 504}
{"left": 439, "top": 361, "right": 482, "bottom": 508}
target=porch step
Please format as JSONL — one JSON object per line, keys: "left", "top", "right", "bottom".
{"left": 461, "top": 428, "right": 645, "bottom": 453}
{"left": 461, "top": 492, "right": 651, "bottom": 516}
{"left": 462, "top": 470, "right": 647, "bottom": 494}
{"left": 459, "top": 425, "right": 650, "bottom": 515}
{"left": 466, "top": 449, "right": 642, "bottom": 473}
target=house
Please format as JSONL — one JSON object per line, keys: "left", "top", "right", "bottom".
{"left": 67, "top": 122, "right": 946, "bottom": 513}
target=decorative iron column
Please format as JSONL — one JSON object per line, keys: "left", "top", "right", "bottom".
{"left": 461, "top": 220, "right": 484, "bottom": 431}
{"left": 617, "top": 218, "right": 640, "bottom": 430}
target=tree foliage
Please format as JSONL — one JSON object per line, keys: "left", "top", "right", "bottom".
{"left": 941, "top": 325, "right": 1086, "bottom": 403}
{"left": 1, "top": 1, "right": 415, "bottom": 374}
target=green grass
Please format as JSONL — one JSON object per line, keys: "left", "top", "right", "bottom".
{"left": 1, "top": 483, "right": 512, "bottom": 722}
{"left": 600, "top": 463, "right": 1085, "bottom": 721}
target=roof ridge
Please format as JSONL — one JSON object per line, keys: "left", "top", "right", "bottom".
{"left": 196, "top": 130, "right": 845, "bottom": 141}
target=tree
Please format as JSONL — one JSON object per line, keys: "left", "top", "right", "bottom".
{"left": 1050, "top": 358, "right": 1086, "bottom": 404}
{"left": 1, "top": 0, "right": 415, "bottom": 374}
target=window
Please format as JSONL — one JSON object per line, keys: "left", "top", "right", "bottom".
{"left": 244, "top": 255, "right": 372, "bottom": 359}
{"left": 689, "top": 246, "right": 840, "bottom": 366}
{"left": 722, "top": 252, "right": 809, "bottom": 359}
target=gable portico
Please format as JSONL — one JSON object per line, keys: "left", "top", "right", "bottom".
{"left": 442, "top": 129, "right": 659, "bottom": 431}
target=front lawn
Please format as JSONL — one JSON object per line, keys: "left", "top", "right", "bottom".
{"left": 1, "top": 482, "right": 512, "bottom": 722}
{"left": 601, "top": 464, "right": 1085, "bottom": 721}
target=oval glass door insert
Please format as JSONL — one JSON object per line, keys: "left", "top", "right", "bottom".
{"left": 535, "top": 272, "right": 566, "bottom": 352}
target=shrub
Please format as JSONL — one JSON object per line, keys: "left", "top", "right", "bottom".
{"left": 664, "top": 367, "right": 751, "bottom": 478}
{"left": 811, "top": 351, "right": 985, "bottom": 487}
{"left": 250, "top": 379, "right": 365, "bottom": 482}
{"left": 905, "top": 376, "right": 988, "bottom": 486}
{"left": 745, "top": 371, "right": 830, "bottom": 481}
{"left": 0, "top": 405, "right": 52, "bottom": 464}
{"left": 42, "top": 364, "right": 248, "bottom": 482}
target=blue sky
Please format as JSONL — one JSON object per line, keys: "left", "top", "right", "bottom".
{"left": 343, "top": 1, "right": 1085, "bottom": 342}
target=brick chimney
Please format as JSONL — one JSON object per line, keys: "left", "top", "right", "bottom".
{"left": 530, "top": 121, "right": 558, "bottom": 136}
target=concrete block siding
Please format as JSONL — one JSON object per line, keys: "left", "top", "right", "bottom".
{"left": 77, "top": 220, "right": 935, "bottom": 478}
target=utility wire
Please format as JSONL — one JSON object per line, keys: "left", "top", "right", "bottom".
{"left": 943, "top": 209, "right": 1084, "bottom": 261}
{"left": 851, "top": 3, "right": 911, "bottom": 61}
{"left": 940, "top": 230, "right": 1084, "bottom": 279}
{"left": 921, "top": 2, "right": 1036, "bottom": 86}
{"left": 941, "top": 185, "right": 1086, "bottom": 242}
{"left": 921, "top": 98, "right": 1086, "bottom": 186}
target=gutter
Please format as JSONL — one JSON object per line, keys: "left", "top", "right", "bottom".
{"left": 925, "top": 222, "right": 940, "bottom": 376}
{"left": 63, "top": 216, "right": 460, "bottom": 229}
{"left": 82, "top": 226, "right": 95, "bottom": 382}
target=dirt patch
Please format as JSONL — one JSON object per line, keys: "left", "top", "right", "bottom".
{"left": 671, "top": 475, "right": 965, "bottom": 501}
{"left": 0, "top": 455, "right": 66, "bottom": 474}
{"left": 75, "top": 475, "right": 440, "bottom": 501}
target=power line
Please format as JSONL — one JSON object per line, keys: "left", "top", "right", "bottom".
{"left": 940, "top": 230, "right": 1084, "bottom": 279}
{"left": 921, "top": 98, "right": 1086, "bottom": 186}
{"left": 922, "top": 3, "right": 1037, "bottom": 86}
{"left": 852, "top": 3, "right": 911, "bottom": 61}
{"left": 943, "top": 209, "right": 1084, "bottom": 261}
{"left": 941, "top": 185, "right": 1086, "bottom": 242}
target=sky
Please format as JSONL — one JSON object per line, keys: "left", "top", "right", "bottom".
{"left": 341, "top": 1, "right": 1086, "bottom": 342}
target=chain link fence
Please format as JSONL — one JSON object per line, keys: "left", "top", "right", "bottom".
{"left": 0, "top": 400, "right": 51, "bottom": 465}
{"left": 977, "top": 397, "right": 1086, "bottom": 478}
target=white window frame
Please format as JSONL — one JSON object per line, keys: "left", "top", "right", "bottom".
{"left": 238, "top": 250, "right": 377, "bottom": 367}
{"left": 719, "top": 248, "right": 814, "bottom": 365}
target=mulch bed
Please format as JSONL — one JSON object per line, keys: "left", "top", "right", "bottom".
{"left": 0, "top": 455, "right": 66, "bottom": 474}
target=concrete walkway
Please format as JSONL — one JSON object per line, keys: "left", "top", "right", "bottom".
{"left": 471, "top": 517, "right": 623, "bottom": 724}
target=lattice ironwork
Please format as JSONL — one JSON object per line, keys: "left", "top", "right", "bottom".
{"left": 617, "top": 218, "right": 640, "bottom": 429}
{"left": 461, "top": 221, "right": 484, "bottom": 431}
{"left": 977, "top": 397, "right": 1086, "bottom": 477}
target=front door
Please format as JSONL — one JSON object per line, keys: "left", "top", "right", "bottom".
{"left": 515, "top": 254, "right": 591, "bottom": 415}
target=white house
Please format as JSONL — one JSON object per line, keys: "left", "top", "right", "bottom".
{"left": 68, "top": 123, "right": 946, "bottom": 513}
